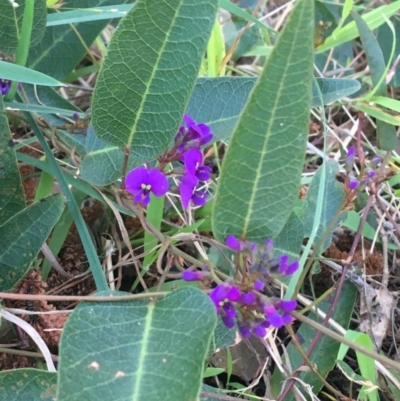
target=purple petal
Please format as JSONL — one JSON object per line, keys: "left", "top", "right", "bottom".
{"left": 225, "top": 235, "right": 242, "bottom": 251}
{"left": 348, "top": 179, "right": 359, "bottom": 190}
{"left": 253, "top": 280, "right": 265, "bottom": 292}
{"left": 133, "top": 191, "right": 144, "bottom": 204}
{"left": 282, "top": 314, "right": 293, "bottom": 325}
{"left": 184, "top": 148, "right": 203, "bottom": 176}
{"left": 183, "top": 114, "right": 196, "bottom": 128}
{"left": 260, "top": 319, "right": 271, "bottom": 328}
{"left": 182, "top": 270, "right": 203, "bottom": 281}
{"left": 142, "top": 192, "right": 151, "bottom": 207}
{"left": 346, "top": 147, "right": 355, "bottom": 158}
{"left": 277, "top": 299, "right": 297, "bottom": 312}
{"left": 209, "top": 284, "right": 230, "bottom": 308}
{"left": 125, "top": 167, "right": 149, "bottom": 193}
{"left": 221, "top": 314, "right": 235, "bottom": 329}
{"left": 239, "top": 324, "right": 251, "bottom": 338}
{"left": 269, "top": 313, "right": 284, "bottom": 328}
{"left": 285, "top": 261, "right": 299, "bottom": 275}
{"left": 253, "top": 325, "right": 266, "bottom": 337}
{"left": 147, "top": 168, "right": 169, "bottom": 197}
{"left": 191, "top": 190, "right": 207, "bottom": 206}
{"left": 226, "top": 286, "right": 241, "bottom": 301}
{"left": 196, "top": 165, "right": 212, "bottom": 181}
{"left": 222, "top": 302, "right": 236, "bottom": 319}
{"left": 179, "top": 174, "right": 199, "bottom": 209}
{"left": 197, "top": 123, "right": 213, "bottom": 145}
{"left": 239, "top": 292, "right": 256, "bottom": 305}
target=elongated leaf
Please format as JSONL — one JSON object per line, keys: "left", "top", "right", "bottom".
{"left": 92, "top": 0, "right": 218, "bottom": 161}
{"left": 303, "top": 161, "right": 346, "bottom": 254}
{"left": 82, "top": 76, "right": 359, "bottom": 186}
{"left": 0, "top": 61, "right": 63, "bottom": 87}
{"left": 57, "top": 288, "right": 216, "bottom": 401}
{"left": 0, "top": 194, "right": 64, "bottom": 291}
{"left": 212, "top": 0, "right": 314, "bottom": 242}
{"left": 0, "top": 0, "right": 46, "bottom": 54}
{"left": 317, "top": 0, "right": 400, "bottom": 53}
{"left": 46, "top": 4, "right": 133, "bottom": 26}
{"left": 0, "top": 370, "right": 57, "bottom": 401}
{"left": 270, "top": 282, "right": 358, "bottom": 400}
{"left": 29, "top": 0, "right": 133, "bottom": 81}
{"left": 352, "top": 11, "right": 396, "bottom": 150}
{"left": 0, "top": 95, "right": 25, "bottom": 225}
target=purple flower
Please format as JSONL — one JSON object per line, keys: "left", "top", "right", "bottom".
{"left": 0, "top": 79, "right": 12, "bottom": 96}
{"left": 182, "top": 270, "right": 205, "bottom": 281}
{"left": 209, "top": 283, "right": 240, "bottom": 311}
{"left": 348, "top": 177, "right": 359, "bottom": 190}
{"left": 253, "top": 280, "right": 264, "bottom": 292}
{"left": 175, "top": 114, "right": 213, "bottom": 152}
{"left": 239, "top": 292, "right": 256, "bottom": 305}
{"left": 369, "top": 155, "right": 381, "bottom": 169}
{"left": 277, "top": 255, "right": 299, "bottom": 276}
{"left": 183, "top": 148, "right": 212, "bottom": 181}
{"left": 345, "top": 147, "right": 356, "bottom": 172}
{"left": 179, "top": 174, "right": 207, "bottom": 209}
{"left": 125, "top": 167, "right": 169, "bottom": 207}
{"left": 282, "top": 314, "right": 293, "bottom": 325}
{"left": 276, "top": 299, "right": 297, "bottom": 312}
{"left": 239, "top": 324, "right": 251, "bottom": 338}
{"left": 225, "top": 235, "right": 242, "bottom": 251}
{"left": 253, "top": 325, "right": 267, "bottom": 338}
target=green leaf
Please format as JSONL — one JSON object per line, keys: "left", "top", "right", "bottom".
{"left": 270, "top": 281, "right": 358, "bottom": 400}
{"left": 317, "top": 0, "right": 400, "bottom": 53}
{"left": 212, "top": 0, "right": 314, "bottom": 242}
{"left": 303, "top": 161, "right": 346, "bottom": 254}
{"left": 57, "top": 288, "right": 217, "bottom": 401}
{"left": 81, "top": 76, "right": 360, "bottom": 186}
{"left": 377, "top": 16, "right": 400, "bottom": 88}
{"left": 0, "top": 95, "right": 25, "bottom": 225}
{"left": 29, "top": 0, "right": 132, "bottom": 81}
{"left": 0, "top": 0, "right": 46, "bottom": 54}
{"left": 274, "top": 211, "right": 304, "bottom": 259}
{"left": 46, "top": 4, "right": 134, "bottom": 26}
{"left": 0, "top": 369, "right": 57, "bottom": 401}
{"left": 0, "top": 194, "right": 64, "bottom": 291}
{"left": 91, "top": 0, "right": 218, "bottom": 161}
{"left": 352, "top": 10, "right": 396, "bottom": 150}
{"left": 0, "top": 61, "right": 63, "bottom": 87}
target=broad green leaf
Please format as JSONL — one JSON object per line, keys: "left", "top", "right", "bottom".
{"left": 212, "top": 0, "right": 314, "bottom": 242}
{"left": 0, "top": 0, "right": 46, "bottom": 54}
{"left": 0, "top": 369, "right": 57, "bottom": 401}
{"left": 303, "top": 161, "right": 346, "bottom": 254}
{"left": 0, "top": 61, "right": 63, "bottom": 87}
{"left": 274, "top": 211, "right": 304, "bottom": 259}
{"left": 270, "top": 281, "right": 358, "bottom": 400}
{"left": 352, "top": 11, "right": 396, "bottom": 150}
{"left": 200, "top": 384, "right": 226, "bottom": 401}
{"left": 0, "top": 194, "right": 64, "bottom": 291}
{"left": 81, "top": 76, "right": 360, "bottom": 186}
{"left": 208, "top": 318, "right": 236, "bottom": 358}
{"left": 0, "top": 95, "right": 25, "bottom": 225}
{"left": 317, "top": 0, "right": 400, "bottom": 53}
{"left": 46, "top": 4, "right": 133, "bottom": 26}
{"left": 91, "top": 0, "right": 218, "bottom": 161}
{"left": 57, "top": 288, "right": 217, "bottom": 401}
{"left": 29, "top": 0, "right": 133, "bottom": 81}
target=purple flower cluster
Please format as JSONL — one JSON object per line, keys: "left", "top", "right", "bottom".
{"left": 345, "top": 147, "right": 381, "bottom": 192}
{"left": 125, "top": 115, "right": 213, "bottom": 208}
{"left": 0, "top": 79, "right": 12, "bottom": 96}
{"left": 182, "top": 235, "right": 299, "bottom": 338}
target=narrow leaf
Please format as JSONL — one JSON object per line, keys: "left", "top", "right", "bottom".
{"left": 57, "top": 288, "right": 217, "bottom": 401}
{"left": 212, "top": 0, "right": 315, "bottom": 242}
{"left": 0, "top": 61, "right": 63, "bottom": 87}
{"left": 0, "top": 194, "right": 64, "bottom": 291}
{"left": 352, "top": 10, "right": 396, "bottom": 150}
{"left": 92, "top": 0, "right": 218, "bottom": 160}
{"left": 0, "top": 95, "right": 25, "bottom": 224}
